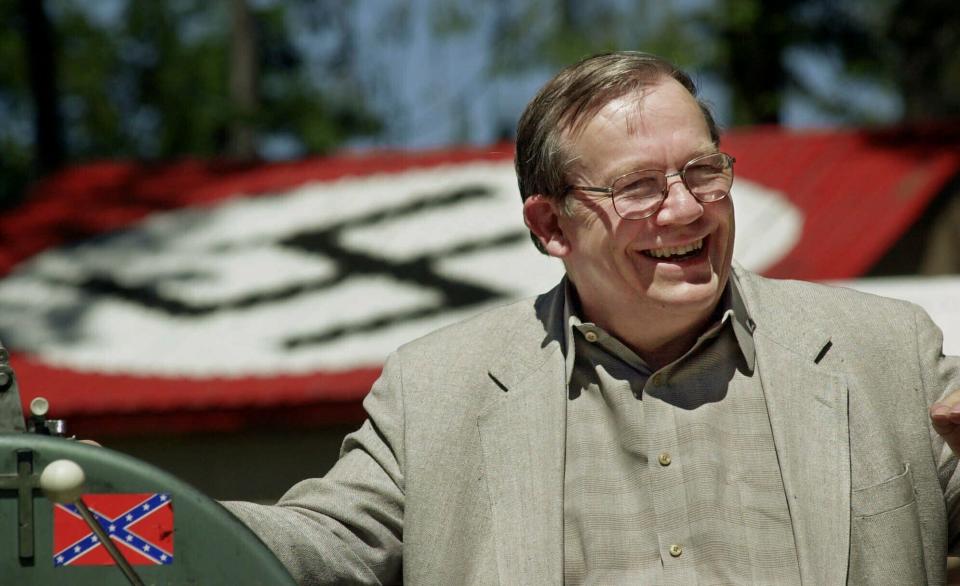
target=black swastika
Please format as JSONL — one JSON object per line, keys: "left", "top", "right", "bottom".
{"left": 39, "top": 185, "right": 527, "bottom": 350}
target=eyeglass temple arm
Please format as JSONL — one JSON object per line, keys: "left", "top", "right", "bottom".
{"left": 565, "top": 185, "right": 613, "bottom": 195}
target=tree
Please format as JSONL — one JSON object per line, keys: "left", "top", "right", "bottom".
{"left": 702, "top": 0, "right": 960, "bottom": 126}
{"left": 882, "top": 0, "right": 960, "bottom": 120}
{"left": 19, "top": 0, "right": 63, "bottom": 174}
{"left": 0, "top": 0, "right": 381, "bottom": 207}
{"left": 228, "top": 0, "right": 258, "bottom": 160}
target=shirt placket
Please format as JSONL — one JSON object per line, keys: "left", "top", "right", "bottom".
{"left": 643, "top": 369, "right": 696, "bottom": 585}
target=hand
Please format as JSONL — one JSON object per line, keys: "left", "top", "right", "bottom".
{"left": 930, "top": 389, "right": 960, "bottom": 455}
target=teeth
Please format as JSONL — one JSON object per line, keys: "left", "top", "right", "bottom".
{"left": 646, "top": 239, "right": 703, "bottom": 259}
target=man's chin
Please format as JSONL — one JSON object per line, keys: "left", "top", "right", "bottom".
{"left": 645, "top": 278, "right": 724, "bottom": 313}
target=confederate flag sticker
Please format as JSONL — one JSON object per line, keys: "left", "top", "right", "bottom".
{"left": 53, "top": 493, "right": 173, "bottom": 566}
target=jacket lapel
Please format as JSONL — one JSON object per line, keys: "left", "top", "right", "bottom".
{"left": 740, "top": 268, "right": 851, "bottom": 585}
{"left": 477, "top": 286, "right": 567, "bottom": 585}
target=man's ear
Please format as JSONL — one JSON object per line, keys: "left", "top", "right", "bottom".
{"left": 523, "top": 195, "right": 570, "bottom": 258}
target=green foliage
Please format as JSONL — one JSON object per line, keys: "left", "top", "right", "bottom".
{"left": 444, "top": 0, "right": 960, "bottom": 128}
{"left": 431, "top": 2, "right": 475, "bottom": 36}
{"left": 488, "top": 0, "right": 662, "bottom": 74}
{"left": 0, "top": 0, "right": 34, "bottom": 206}
{"left": 125, "top": 1, "right": 232, "bottom": 157}
{"left": 260, "top": 81, "right": 381, "bottom": 154}
{"left": 3, "top": 0, "right": 960, "bottom": 211}
{"left": 0, "top": 137, "right": 31, "bottom": 209}
{"left": 0, "top": 2, "right": 27, "bottom": 89}
{"left": 1, "top": 0, "right": 383, "bottom": 200}
{"left": 57, "top": 5, "right": 130, "bottom": 156}
{"left": 697, "top": 0, "right": 960, "bottom": 125}
{"left": 883, "top": 0, "right": 960, "bottom": 119}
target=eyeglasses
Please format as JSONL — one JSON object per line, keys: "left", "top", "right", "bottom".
{"left": 564, "top": 152, "right": 736, "bottom": 220}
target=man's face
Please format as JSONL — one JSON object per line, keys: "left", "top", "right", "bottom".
{"left": 528, "top": 78, "right": 735, "bottom": 325}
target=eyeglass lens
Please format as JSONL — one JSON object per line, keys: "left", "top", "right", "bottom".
{"left": 613, "top": 153, "right": 733, "bottom": 219}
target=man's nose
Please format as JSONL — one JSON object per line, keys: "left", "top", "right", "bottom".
{"left": 654, "top": 176, "right": 703, "bottom": 226}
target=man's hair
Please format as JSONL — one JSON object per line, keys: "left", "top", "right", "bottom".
{"left": 515, "top": 51, "right": 720, "bottom": 253}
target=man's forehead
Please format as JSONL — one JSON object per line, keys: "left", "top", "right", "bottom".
{"left": 558, "top": 91, "right": 647, "bottom": 174}
{"left": 566, "top": 82, "right": 705, "bottom": 150}
{"left": 560, "top": 80, "right": 711, "bottom": 176}
{"left": 594, "top": 93, "right": 651, "bottom": 136}
{"left": 562, "top": 87, "right": 650, "bottom": 142}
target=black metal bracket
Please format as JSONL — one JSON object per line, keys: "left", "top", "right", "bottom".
{"left": 0, "top": 448, "right": 37, "bottom": 564}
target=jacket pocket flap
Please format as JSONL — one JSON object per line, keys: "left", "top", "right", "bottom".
{"left": 852, "top": 463, "right": 915, "bottom": 518}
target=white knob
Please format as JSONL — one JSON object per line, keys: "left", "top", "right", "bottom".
{"left": 30, "top": 397, "right": 49, "bottom": 417}
{"left": 40, "top": 459, "right": 86, "bottom": 503}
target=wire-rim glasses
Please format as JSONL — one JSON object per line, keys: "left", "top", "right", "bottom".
{"left": 564, "top": 152, "right": 736, "bottom": 220}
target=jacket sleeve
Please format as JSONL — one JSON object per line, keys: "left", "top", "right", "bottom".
{"left": 223, "top": 352, "right": 406, "bottom": 586}
{"left": 915, "top": 305, "right": 960, "bottom": 549}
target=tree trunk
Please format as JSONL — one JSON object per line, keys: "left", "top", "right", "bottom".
{"left": 228, "top": 0, "right": 258, "bottom": 160}
{"left": 20, "top": 0, "right": 64, "bottom": 175}
{"left": 719, "top": 0, "right": 790, "bottom": 125}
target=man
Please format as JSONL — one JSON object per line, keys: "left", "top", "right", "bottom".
{"left": 225, "top": 52, "right": 960, "bottom": 584}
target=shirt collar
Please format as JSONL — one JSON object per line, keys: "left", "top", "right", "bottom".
{"left": 560, "top": 272, "right": 756, "bottom": 386}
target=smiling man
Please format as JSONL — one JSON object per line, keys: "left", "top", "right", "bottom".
{"left": 226, "top": 52, "right": 960, "bottom": 585}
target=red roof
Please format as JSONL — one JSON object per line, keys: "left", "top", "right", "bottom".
{"left": 1, "top": 128, "right": 957, "bottom": 435}
{"left": 723, "top": 125, "right": 960, "bottom": 279}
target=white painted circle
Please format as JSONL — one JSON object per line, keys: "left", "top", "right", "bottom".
{"left": 0, "top": 161, "right": 802, "bottom": 377}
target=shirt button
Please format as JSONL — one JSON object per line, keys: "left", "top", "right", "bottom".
{"left": 658, "top": 452, "right": 672, "bottom": 466}
{"left": 584, "top": 331, "right": 599, "bottom": 343}
{"left": 669, "top": 544, "right": 683, "bottom": 557}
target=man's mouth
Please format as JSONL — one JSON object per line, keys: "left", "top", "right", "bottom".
{"left": 641, "top": 238, "right": 705, "bottom": 261}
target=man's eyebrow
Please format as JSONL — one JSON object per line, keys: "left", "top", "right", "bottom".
{"left": 687, "top": 146, "right": 722, "bottom": 161}
{"left": 607, "top": 147, "right": 720, "bottom": 180}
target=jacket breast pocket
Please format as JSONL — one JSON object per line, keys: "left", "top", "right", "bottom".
{"left": 852, "top": 463, "right": 916, "bottom": 518}
{"left": 849, "top": 464, "right": 926, "bottom": 585}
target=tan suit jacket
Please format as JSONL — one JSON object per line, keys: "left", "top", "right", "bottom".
{"left": 226, "top": 265, "right": 960, "bottom": 585}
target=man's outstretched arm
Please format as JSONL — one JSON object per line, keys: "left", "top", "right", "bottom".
{"left": 224, "top": 353, "right": 406, "bottom": 586}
